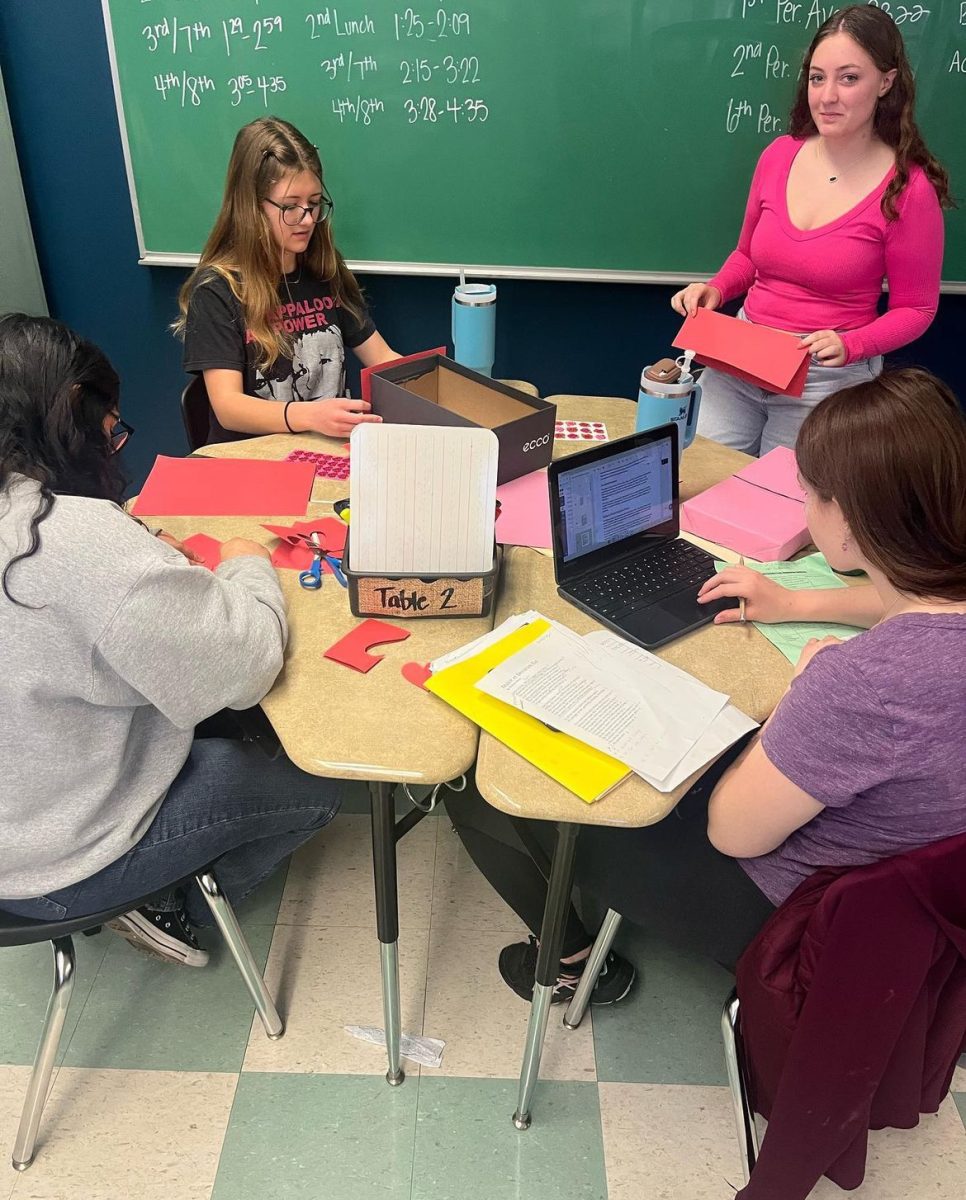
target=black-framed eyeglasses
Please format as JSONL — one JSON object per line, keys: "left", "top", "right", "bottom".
{"left": 264, "top": 196, "right": 334, "bottom": 226}
{"left": 109, "top": 417, "right": 134, "bottom": 454}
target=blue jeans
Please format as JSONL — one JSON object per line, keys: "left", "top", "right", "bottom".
{"left": 1, "top": 739, "right": 347, "bottom": 927}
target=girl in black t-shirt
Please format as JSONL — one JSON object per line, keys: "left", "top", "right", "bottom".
{"left": 175, "top": 117, "right": 398, "bottom": 444}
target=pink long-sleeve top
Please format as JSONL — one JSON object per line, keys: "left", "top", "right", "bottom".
{"left": 708, "top": 136, "right": 944, "bottom": 365}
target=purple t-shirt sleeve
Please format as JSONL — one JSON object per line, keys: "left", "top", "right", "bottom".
{"left": 761, "top": 645, "right": 897, "bottom": 809}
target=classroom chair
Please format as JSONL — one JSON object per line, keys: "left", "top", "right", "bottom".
{"left": 180, "top": 375, "right": 211, "bottom": 452}
{"left": 720, "top": 832, "right": 966, "bottom": 1199}
{"left": 0, "top": 870, "right": 282, "bottom": 1172}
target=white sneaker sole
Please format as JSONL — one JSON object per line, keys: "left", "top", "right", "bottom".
{"left": 107, "top": 911, "right": 209, "bottom": 968}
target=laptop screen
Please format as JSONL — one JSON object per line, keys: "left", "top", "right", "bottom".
{"left": 556, "top": 435, "right": 674, "bottom": 563}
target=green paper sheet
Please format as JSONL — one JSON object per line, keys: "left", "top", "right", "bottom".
{"left": 714, "top": 553, "right": 865, "bottom": 665}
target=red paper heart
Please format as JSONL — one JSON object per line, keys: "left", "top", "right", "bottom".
{"left": 400, "top": 661, "right": 432, "bottom": 690}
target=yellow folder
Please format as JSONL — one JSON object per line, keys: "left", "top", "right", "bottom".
{"left": 426, "top": 618, "right": 630, "bottom": 803}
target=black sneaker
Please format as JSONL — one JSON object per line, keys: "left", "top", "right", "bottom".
{"left": 498, "top": 935, "right": 636, "bottom": 1005}
{"left": 107, "top": 905, "right": 209, "bottom": 968}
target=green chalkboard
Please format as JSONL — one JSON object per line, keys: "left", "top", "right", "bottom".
{"left": 103, "top": 0, "right": 966, "bottom": 285}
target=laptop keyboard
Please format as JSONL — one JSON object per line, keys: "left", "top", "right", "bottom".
{"left": 569, "top": 540, "right": 714, "bottom": 619}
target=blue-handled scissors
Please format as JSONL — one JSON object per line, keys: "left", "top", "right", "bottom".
{"left": 298, "top": 533, "right": 348, "bottom": 591}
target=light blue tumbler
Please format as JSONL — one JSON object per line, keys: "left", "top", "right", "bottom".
{"left": 635, "top": 361, "right": 703, "bottom": 451}
{"left": 452, "top": 283, "right": 497, "bottom": 377}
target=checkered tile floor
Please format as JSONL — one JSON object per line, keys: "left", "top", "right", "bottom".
{"left": 2, "top": 803, "right": 963, "bottom": 1199}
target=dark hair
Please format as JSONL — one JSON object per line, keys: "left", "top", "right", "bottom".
{"left": 0, "top": 313, "right": 125, "bottom": 602}
{"left": 796, "top": 368, "right": 966, "bottom": 603}
{"left": 788, "top": 4, "right": 953, "bottom": 218}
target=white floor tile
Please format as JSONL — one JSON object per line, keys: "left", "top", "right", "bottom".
{"left": 242, "top": 923, "right": 430, "bottom": 1075}
{"left": 7, "top": 1068, "right": 236, "bottom": 1200}
{"left": 599, "top": 1081, "right": 966, "bottom": 1200}
{"left": 276, "top": 815, "right": 437, "bottom": 932}
{"left": 599, "top": 1083, "right": 744, "bottom": 1200}
{"left": 431, "top": 820, "right": 533, "bottom": 934}
{"left": 422, "top": 925, "right": 596, "bottom": 1081}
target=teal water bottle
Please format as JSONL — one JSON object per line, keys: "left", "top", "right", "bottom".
{"left": 452, "top": 283, "right": 497, "bottom": 377}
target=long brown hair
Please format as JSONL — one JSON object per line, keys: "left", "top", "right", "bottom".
{"left": 788, "top": 5, "right": 953, "bottom": 219}
{"left": 173, "top": 117, "right": 365, "bottom": 369}
{"left": 796, "top": 369, "right": 966, "bottom": 603}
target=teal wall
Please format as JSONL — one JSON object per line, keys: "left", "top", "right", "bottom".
{"left": 0, "top": 0, "right": 962, "bottom": 487}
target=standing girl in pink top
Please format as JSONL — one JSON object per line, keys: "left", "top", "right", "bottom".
{"left": 671, "top": 5, "right": 951, "bottom": 456}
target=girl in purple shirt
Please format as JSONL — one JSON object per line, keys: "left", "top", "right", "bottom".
{"left": 671, "top": 6, "right": 952, "bottom": 456}
{"left": 448, "top": 367, "right": 966, "bottom": 1007}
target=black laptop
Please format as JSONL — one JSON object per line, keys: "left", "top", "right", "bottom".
{"left": 548, "top": 424, "right": 736, "bottom": 649}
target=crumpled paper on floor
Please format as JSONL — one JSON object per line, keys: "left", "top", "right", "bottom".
{"left": 344, "top": 1025, "right": 445, "bottom": 1068}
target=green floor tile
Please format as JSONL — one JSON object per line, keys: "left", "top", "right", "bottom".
{"left": 411, "top": 1078, "right": 607, "bottom": 1200}
{"left": 955, "top": 1092, "right": 966, "bottom": 1131}
{"left": 0, "top": 933, "right": 109, "bottom": 1067}
{"left": 212, "top": 1073, "right": 418, "bottom": 1199}
{"left": 592, "top": 922, "right": 733, "bottom": 1086}
{"left": 61, "top": 917, "right": 275, "bottom": 1072}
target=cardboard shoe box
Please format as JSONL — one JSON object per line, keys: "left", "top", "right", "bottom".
{"left": 363, "top": 353, "right": 556, "bottom": 485}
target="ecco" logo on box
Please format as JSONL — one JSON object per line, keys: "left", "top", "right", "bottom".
{"left": 522, "top": 434, "right": 550, "bottom": 452}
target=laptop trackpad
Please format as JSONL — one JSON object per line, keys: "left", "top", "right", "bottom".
{"left": 621, "top": 593, "right": 732, "bottom": 650}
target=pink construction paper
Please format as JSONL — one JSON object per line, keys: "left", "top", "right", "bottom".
{"left": 680, "top": 476, "right": 810, "bottom": 562}
{"left": 494, "top": 468, "right": 552, "bottom": 550}
{"left": 181, "top": 533, "right": 222, "bottom": 571}
{"left": 734, "top": 446, "right": 806, "bottom": 502}
{"left": 132, "top": 456, "right": 316, "bottom": 517}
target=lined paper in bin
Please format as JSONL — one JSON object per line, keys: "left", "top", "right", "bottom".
{"left": 349, "top": 424, "right": 499, "bottom": 575}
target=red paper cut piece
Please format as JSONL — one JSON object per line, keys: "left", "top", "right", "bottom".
{"left": 324, "top": 620, "right": 411, "bottom": 673}
{"left": 181, "top": 533, "right": 222, "bottom": 571}
{"left": 132, "top": 456, "right": 316, "bottom": 517}
{"left": 401, "top": 661, "right": 433, "bottom": 690}
{"left": 263, "top": 517, "right": 348, "bottom": 571}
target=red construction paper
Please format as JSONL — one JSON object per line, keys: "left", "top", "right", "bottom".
{"left": 132, "top": 456, "right": 316, "bottom": 517}
{"left": 181, "top": 533, "right": 222, "bottom": 571}
{"left": 360, "top": 346, "right": 447, "bottom": 404}
{"left": 672, "top": 308, "right": 810, "bottom": 398}
{"left": 323, "top": 620, "right": 411, "bottom": 673}
{"left": 401, "top": 661, "right": 432, "bottom": 690}
{"left": 263, "top": 517, "right": 347, "bottom": 571}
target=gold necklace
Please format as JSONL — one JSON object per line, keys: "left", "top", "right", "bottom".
{"left": 878, "top": 594, "right": 912, "bottom": 624}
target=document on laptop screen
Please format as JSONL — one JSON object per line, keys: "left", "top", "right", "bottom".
{"left": 558, "top": 437, "right": 673, "bottom": 563}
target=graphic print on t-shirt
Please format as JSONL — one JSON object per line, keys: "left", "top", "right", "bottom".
{"left": 252, "top": 325, "right": 345, "bottom": 402}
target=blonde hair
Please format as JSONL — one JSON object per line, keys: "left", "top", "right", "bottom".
{"left": 173, "top": 117, "right": 365, "bottom": 370}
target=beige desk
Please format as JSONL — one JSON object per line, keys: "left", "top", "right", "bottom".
{"left": 157, "top": 384, "right": 536, "bottom": 1084}
{"left": 474, "top": 396, "right": 795, "bottom": 1130}
{"left": 157, "top": 391, "right": 793, "bottom": 1100}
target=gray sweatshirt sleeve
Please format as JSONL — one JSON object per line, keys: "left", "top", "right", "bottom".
{"left": 92, "top": 553, "right": 288, "bottom": 729}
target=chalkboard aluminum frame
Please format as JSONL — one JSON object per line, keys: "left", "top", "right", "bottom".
{"left": 100, "top": 2, "right": 965, "bottom": 293}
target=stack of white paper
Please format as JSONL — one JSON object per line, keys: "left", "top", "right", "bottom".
{"left": 350, "top": 424, "right": 499, "bottom": 574}
{"left": 475, "top": 615, "right": 758, "bottom": 792}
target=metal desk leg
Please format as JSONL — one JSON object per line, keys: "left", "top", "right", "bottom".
{"left": 563, "top": 908, "right": 623, "bottom": 1030}
{"left": 370, "top": 781, "right": 404, "bottom": 1086}
{"left": 513, "top": 822, "right": 580, "bottom": 1130}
